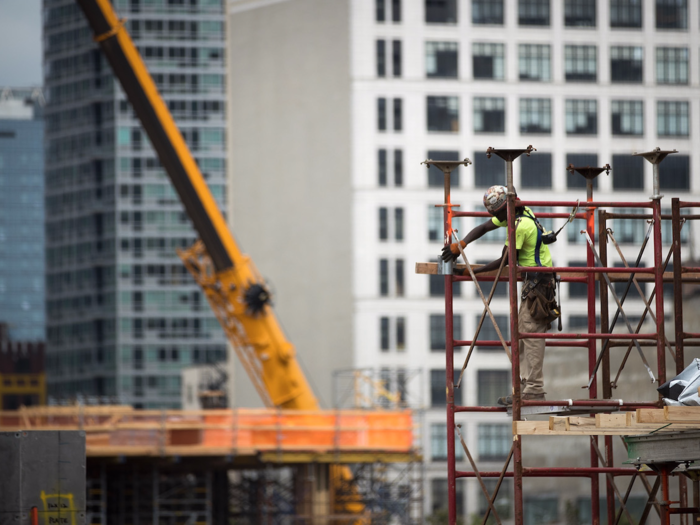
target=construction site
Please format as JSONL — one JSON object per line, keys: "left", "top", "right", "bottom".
{"left": 4, "top": 1, "right": 700, "bottom": 524}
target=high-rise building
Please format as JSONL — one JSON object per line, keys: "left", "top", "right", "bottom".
{"left": 0, "top": 87, "right": 45, "bottom": 342}
{"left": 226, "top": 0, "right": 699, "bottom": 520}
{"left": 43, "top": 0, "right": 227, "bottom": 408}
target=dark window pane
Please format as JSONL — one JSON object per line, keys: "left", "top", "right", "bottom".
{"left": 376, "top": 40, "right": 386, "bottom": 76}
{"left": 394, "top": 208, "right": 404, "bottom": 241}
{"left": 521, "top": 153, "right": 552, "bottom": 189}
{"left": 429, "top": 275, "right": 462, "bottom": 297}
{"left": 431, "top": 479, "right": 465, "bottom": 516}
{"left": 393, "top": 98, "right": 403, "bottom": 131}
{"left": 430, "top": 369, "right": 462, "bottom": 406}
{"left": 377, "top": 98, "right": 387, "bottom": 130}
{"left": 519, "top": 0, "right": 550, "bottom": 25}
{"left": 519, "top": 98, "right": 551, "bottom": 134}
{"left": 610, "top": 0, "right": 642, "bottom": 28}
{"left": 612, "top": 155, "right": 644, "bottom": 190}
{"left": 426, "top": 0, "right": 457, "bottom": 23}
{"left": 427, "top": 96, "right": 460, "bottom": 132}
{"left": 474, "top": 97, "right": 505, "bottom": 133}
{"left": 565, "top": 99, "right": 597, "bottom": 135}
{"left": 380, "top": 317, "right": 389, "bottom": 351}
{"left": 566, "top": 154, "right": 599, "bottom": 189}
{"left": 478, "top": 480, "right": 513, "bottom": 518}
{"left": 379, "top": 207, "right": 388, "bottom": 240}
{"left": 524, "top": 496, "right": 559, "bottom": 525}
{"left": 473, "top": 43, "right": 505, "bottom": 80}
{"left": 565, "top": 45, "right": 597, "bottom": 82}
{"left": 376, "top": 0, "right": 386, "bottom": 21}
{"left": 472, "top": 0, "right": 503, "bottom": 24}
{"left": 427, "top": 150, "right": 460, "bottom": 187}
{"left": 519, "top": 44, "right": 551, "bottom": 81}
{"left": 478, "top": 424, "right": 512, "bottom": 461}
{"left": 656, "top": 47, "right": 689, "bottom": 84}
{"left": 475, "top": 314, "right": 510, "bottom": 349}
{"left": 395, "top": 259, "right": 404, "bottom": 296}
{"left": 659, "top": 155, "right": 690, "bottom": 190}
{"left": 378, "top": 149, "right": 387, "bottom": 186}
{"left": 426, "top": 42, "right": 458, "bottom": 78}
{"left": 392, "top": 0, "right": 402, "bottom": 22}
{"left": 656, "top": 0, "right": 687, "bottom": 29}
{"left": 392, "top": 40, "right": 402, "bottom": 77}
{"left": 565, "top": 0, "right": 596, "bottom": 26}
{"left": 477, "top": 370, "right": 511, "bottom": 406}
{"left": 611, "top": 46, "right": 643, "bottom": 83}
{"left": 394, "top": 149, "right": 403, "bottom": 186}
{"left": 474, "top": 152, "right": 504, "bottom": 188}
{"left": 430, "top": 314, "right": 462, "bottom": 350}
{"left": 611, "top": 100, "right": 644, "bottom": 136}
{"left": 396, "top": 316, "right": 405, "bottom": 350}
{"left": 379, "top": 259, "right": 389, "bottom": 296}
{"left": 657, "top": 101, "right": 689, "bottom": 137}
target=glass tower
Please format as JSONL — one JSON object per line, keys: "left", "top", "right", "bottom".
{"left": 0, "top": 88, "right": 45, "bottom": 341}
{"left": 43, "top": 0, "right": 227, "bottom": 407}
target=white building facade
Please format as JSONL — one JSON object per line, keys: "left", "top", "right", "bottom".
{"left": 228, "top": 0, "right": 700, "bottom": 521}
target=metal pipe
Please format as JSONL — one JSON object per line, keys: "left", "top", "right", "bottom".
{"left": 453, "top": 339, "right": 589, "bottom": 348}
{"left": 672, "top": 198, "right": 685, "bottom": 375}
{"left": 444, "top": 181, "right": 457, "bottom": 525}
{"left": 652, "top": 197, "right": 667, "bottom": 387}
{"left": 520, "top": 333, "right": 657, "bottom": 340}
{"left": 456, "top": 468, "right": 652, "bottom": 478}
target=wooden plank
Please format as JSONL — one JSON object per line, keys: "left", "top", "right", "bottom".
{"left": 567, "top": 417, "right": 597, "bottom": 430}
{"left": 596, "top": 413, "right": 629, "bottom": 428}
{"left": 514, "top": 420, "right": 696, "bottom": 436}
{"left": 549, "top": 417, "right": 568, "bottom": 431}
{"left": 636, "top": 409, "right": 667, "bottom": 424}
{"left": 664, "top": 406, "right": 700, "bottom": 422}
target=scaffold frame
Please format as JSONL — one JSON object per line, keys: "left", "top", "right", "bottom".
{"left": 424, "top": 146, "right": 700, "bottom": 525}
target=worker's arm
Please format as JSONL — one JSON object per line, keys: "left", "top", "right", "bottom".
{"left": 440, "top": 219, "right": 500, "bottom": 262}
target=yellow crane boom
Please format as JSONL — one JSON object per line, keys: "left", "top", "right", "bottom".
{"left": 74, "top": 0, "right": 318, "bottom": 411}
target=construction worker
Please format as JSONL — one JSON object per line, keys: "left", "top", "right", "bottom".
{"left": 441, "top": 185, "right": 558, "bottom": 404}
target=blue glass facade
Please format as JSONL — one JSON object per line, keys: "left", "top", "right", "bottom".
{"left": 0, "top": 117, "right": 45, "bottom": 340}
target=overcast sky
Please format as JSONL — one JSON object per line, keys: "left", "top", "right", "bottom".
{"left": 0, "top": 1, "right": 42, "bottom": 87}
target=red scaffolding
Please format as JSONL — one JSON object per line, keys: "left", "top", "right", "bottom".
{"left": 421, "top": 147, "right": 700, "bottom": 525}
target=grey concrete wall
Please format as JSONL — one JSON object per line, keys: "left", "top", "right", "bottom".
{"left": 226, "top": 0, "right": 352, "bottom": 408}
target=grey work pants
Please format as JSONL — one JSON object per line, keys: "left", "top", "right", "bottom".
{"left": 518, "top": 297, "right": 549, "bottom": 395}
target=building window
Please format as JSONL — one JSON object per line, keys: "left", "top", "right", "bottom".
{"left": 477, "top": 370, "right": 510, "bottom": 406}
{"left": 431, "top": 423, "right": 465, "bottom": 460}
{"left": 393, "top": 98, "right": 403, "bottom": 131}
{"left": 521, "top": 152, "right": 552, "bottom": 188}
{"left": 380, "top": 316, "right": 390, "bottom": 351}
{"left": 565, "top": 99, "right": 597, "bottom": 135}
{"left": 379, "top": 259, "right": 389, "bottom": 296}
{"left": 474, "top": 154, "right": 504, "bottom": 188}
{"left": 426, "top": 0, "right": 457, "bottom": 24}
{"left": 430, "top": 314, "right": 462, "bottom": 351}
{"left": 376, "top": 0, "right": 386, "bottom": 21}
{"left": 519, "top": 98, "right": 551, "bottom": 134}
{"left": 426, "top": 42, "right": 459, "bottom": 79}
{"left": 656, "top": 47, "right": 688, "bottom": 84}
{"left": 519, "top": 44, "right": 551, "bottom": 81}
{"left": 430, "top": 369, "right": 462, "bottom": 406}
{"left": 611, "top": 100, "right": 643, "bottom": 136}
{"left": 656, "top": 0, "right": 687, "bottom": 29}
{"left": 378, "top": 149, "right": 387, "bottom": 186}
{"left": 379, "top": 207, "right": 388, "bottom": 240}
{"left": 428, "top": 207, "right": 443, "bottom": 241}
{"left": 427, "top": 150, "right": 461, "bottom": 187}
{"left": 612, "top": 155, "right": 644, "bottom": 190}
{"left": 565, "top": 0, "right": 596, "bottom": 26}
{"left": 392, "top": 0, "right": 402, "bottom": 22}
{"left": 568, "top": 261, "right": 589, "bottom": 295}
{"left": 478, "top": 480, "right": 513, "bottom": 518}
{"left": 427, "top": 96, "right": 459, "bottom": 132}
{"left": 478, "top": 424, "right": 511, "bottom": 461}
{"left": 472, "top": 0, "right": 503, "bottom": 24}
{"left": 377, "top": 98, "right": 387, "bottom": 130}
{"left": 393, "top": 208, "right": 404, "bottom": 241}
{"left": 610, "top": 0, "right": 642, "bottom": 28}
{"left": 610, "top": 46, "right": 643, "bottom": 83}
{"left": 659, "top": 155, "right": 690, "bottom": 190}
{"left": 396, "top": 316, "right": 405, "bottom": 351}
{"left": 395, "top": 259, "right": 404, "bottom": 296}
{"left": 394, "top": 149, "right": 403, "bottom": 186}
{"left": 566, "top": 153, "right": 598, "bottom": 189}
{"left": 392, "top": 40, "right": 402, "bottom": 77}
{"left": 565, "top": 45, "right": 597, "bottom": 82}
{"left": 430, "top": 274, "right": 462, "bottom": 297}
{"left": 519, "top": 0, "right": 550, "bottom": 26}
{"left": 524, "top": 496, "right": 559, "bottom": 525}
{"left": 475, "top": 314, "right": 510, "bottom": 348}
{"left": 473, "top": 43, "right": 505, "bottom": 80}
{"left": 658, "top": 101, "right": 689, "bottom": 137}
{"left": 376, "top": 40, "right": 386, "bottom": 77}
{"left": 474, "top": 97, "right": 505, "bottom": 133}
{"left": 431, "top": 479, "right": 465, "bottom": 517}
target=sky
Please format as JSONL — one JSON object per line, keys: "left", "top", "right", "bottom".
{"left": 0, "top": 1, "right": 42, "bottom": 87}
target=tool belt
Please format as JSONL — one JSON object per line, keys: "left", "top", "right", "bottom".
{"left": 521, "top": 272, "right": 560, "bottom": 327}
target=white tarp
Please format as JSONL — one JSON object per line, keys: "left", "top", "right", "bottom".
{"left": 659, "top": 358, "right": 700, "bottom": 406}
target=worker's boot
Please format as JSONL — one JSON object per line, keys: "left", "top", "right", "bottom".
{"left": 496, "top": 393, "right": 546, "bottom": 406}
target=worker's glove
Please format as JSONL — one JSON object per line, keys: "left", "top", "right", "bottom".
{"left": 440, "top": 241, "right": 466, "bottom": 262}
